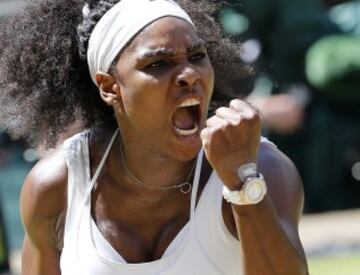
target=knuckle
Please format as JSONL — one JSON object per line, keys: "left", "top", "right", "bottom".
{"left": 207, "top": 116, "right": 215, "bottom": 122}
{"left": 229, "top": 100, "right": 238, "bottom": 109}
{"left": 229, "top": 118, "right": 241, "bottom": 128}
{"left": 205, "top": 116, "right": 215, "bottom": 126}
{"left": 229, "top": 98, "right": 240, "bottom": 106}
{"left": 245, "top": 111, "right": 259, "bottom": 122}
{"left": 215, "top": 107, "right": 227, "bottom": 116}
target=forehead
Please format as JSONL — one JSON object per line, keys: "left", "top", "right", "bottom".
{"left": 127, "top": 17, "right": 202, "bottom": 54}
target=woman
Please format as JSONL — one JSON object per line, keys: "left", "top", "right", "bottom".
{"left": 0, "top": 0, "right": 308, "bottom": 274}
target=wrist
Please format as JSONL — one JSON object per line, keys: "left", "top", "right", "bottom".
{"left": 219, "top": 174, "right": 244, "bottom": 191}
{"left": 237, "top": 163, "right": 259, "bottom": 183}
{"left": 217, "top": 161, "right": 259, "bottom": 190}
{"left": 224, "top": 162, "right": 259, "bottom": 189}
{"left": 222, "top": 163, "right": 267, "bottom": 205}
{"left": 223, "top": 174, "right": 267, "bottom": 205}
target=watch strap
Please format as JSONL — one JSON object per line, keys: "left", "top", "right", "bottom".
{"left": 237, "top": 163, "right": 258, "bottom": 182}
{"left": 223, "top": 173, "right": 267, "bottom": 205}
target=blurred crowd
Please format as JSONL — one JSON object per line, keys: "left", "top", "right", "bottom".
{"left": 0, "top": 0, "right": 360, "bottom": 272}
{"left": 219, "top": 0, "right": 360, "bottom": 213}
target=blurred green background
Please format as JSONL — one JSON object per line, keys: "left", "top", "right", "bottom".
{"left": 309, "top": 254, "right": 360, "bottom": 275}
{"left": 1, "top": 0, "right": 360, "bottom": 274}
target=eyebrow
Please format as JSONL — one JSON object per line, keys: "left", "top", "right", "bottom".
{"left": 137, "top": 41, "right": 206, "bottom": 60}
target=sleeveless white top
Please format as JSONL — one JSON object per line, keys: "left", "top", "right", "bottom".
{"left": 60, "top": 129, "right": 247, "bottom": 275}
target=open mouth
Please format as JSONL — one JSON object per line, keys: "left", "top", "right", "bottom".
{"left": 171, "top": 98, "right": 201, "bottom": 137}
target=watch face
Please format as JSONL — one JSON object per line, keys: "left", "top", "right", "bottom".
{"left": 245, "top": 179, "right": 264, "bottom": 202}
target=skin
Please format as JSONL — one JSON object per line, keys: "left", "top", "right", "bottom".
{"left": 21, "top": 17, "right": 308, "bottom": 274}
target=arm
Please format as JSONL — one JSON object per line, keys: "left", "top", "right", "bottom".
{"left": 20, "top": 149, "right": 67, "bottom": 275}
{"left": 231, "top": 143, "right": 307, "bottom": 274}
{"left": 201, "top": 99, "right": 308, "bottom": 275}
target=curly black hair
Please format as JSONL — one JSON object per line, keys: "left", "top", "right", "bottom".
{"left": 0, "top": 0, "right": 251, "bottom": 148}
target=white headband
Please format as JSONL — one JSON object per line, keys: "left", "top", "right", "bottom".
{"left": 87, "top": 0, "right": 195, "bottom": 85}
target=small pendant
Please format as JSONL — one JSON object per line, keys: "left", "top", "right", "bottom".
{"left": 180, "top": 182, "right": 192, "bottom": 194}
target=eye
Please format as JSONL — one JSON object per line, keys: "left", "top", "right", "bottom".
{"left": 145, "top": 60, "right": 169, "bottom": 69}
{"left": 189, "top": 52, "right": 206, "bottom": 61}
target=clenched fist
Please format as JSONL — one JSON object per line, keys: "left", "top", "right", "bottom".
{"left": 201, "top": 99, "right": 261, "bottom": 190}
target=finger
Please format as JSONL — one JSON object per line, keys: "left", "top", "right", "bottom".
{"left": 206, "top": 115, "right": 227, "bottom": 128}
{"left": 244, "top": 100, "right": 261, "bottom": 114}
{"left": 200, "top": 126, "right": 210, "bottom": 139}
{"left": 200, "top": 127, "right": 213, "bottom": 148}
{"left": 215, "top": 107, "right": 241, "bottom": 122}
{"left": 229, "top": 99, "right": 258, "bottom": 118}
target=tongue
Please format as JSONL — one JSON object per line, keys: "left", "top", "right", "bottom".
{"left": 172, "top": 107, "right": 195, "bottom": 130}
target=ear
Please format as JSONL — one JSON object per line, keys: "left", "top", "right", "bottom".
{"left": 95, "top": 72, "right": 121, "bottom": 106}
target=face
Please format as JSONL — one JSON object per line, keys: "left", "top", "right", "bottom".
{"left": 110, "top": 17, "right": 214, "bottom": 161}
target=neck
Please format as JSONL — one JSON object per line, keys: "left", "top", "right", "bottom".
{"left": 113, "top": 131, "right": 197, "bottom": 193}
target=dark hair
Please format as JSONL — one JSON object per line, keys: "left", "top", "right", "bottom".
{"left": 0, "top": 0, "right": 251, "bottom": 148}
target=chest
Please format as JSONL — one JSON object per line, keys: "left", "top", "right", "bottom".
{"left": 61, "top": 177, "right": 244, "bottom": 275}
{"left": 91, "top": 186, "right": 191, "bottom": 263}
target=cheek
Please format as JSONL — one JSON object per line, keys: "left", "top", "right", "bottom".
{"left": 121, "top": 74, "right": 159, "bottom": 103}
{"left": 121, "top": 76, "right": 166, "bottom": 120}
{"left": 203, "top": 64, "right": 215, "bottom": 98}
{"left": 208, "top": 66, "right": 215, "bottom": 90}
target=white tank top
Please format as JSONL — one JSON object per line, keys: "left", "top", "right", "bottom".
{"left": 60, "top": 129, "right": 246, "bottom": 275}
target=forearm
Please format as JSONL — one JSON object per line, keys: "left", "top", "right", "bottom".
{"left": 201, "top": 99, "right": 307, "bottom": 273}
{"left": 232, "top": 195, "right": 308, "bottom": 275}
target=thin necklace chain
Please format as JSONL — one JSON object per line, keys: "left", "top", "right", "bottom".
{"left": 119, "top": 144, "right": 195, "bottom": 194}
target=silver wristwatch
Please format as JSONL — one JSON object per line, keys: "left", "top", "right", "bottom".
{"left": 222, "top": 163, "right": 267, "bottom": 205}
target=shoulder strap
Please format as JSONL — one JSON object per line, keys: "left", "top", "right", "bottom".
{"left": 86, "top": 129, "right": 120, "bottom": 194}
{"left": 190, "top": 149, "right": 204, "bottom": 219}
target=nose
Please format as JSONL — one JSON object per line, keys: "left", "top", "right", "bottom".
{"left": 175, "top": 64, "right": 200, "bottom": 87}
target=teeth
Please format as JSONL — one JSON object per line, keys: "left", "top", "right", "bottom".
{"left": 178, "top": 98, "right": 200, "bottom": 108}
{"left": 174, "top": 124, "right": 199, "bottom": 136}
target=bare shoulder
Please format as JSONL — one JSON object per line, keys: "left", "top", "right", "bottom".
{"left": 20, "top": 147, "right": 68, "bottom": 249}
{"left": 258, "top": 141, "right": 304, "bottom": 224}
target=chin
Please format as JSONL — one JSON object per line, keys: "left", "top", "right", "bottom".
{"left": 171, "top": 137, "right": 202, "bottom": 161}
